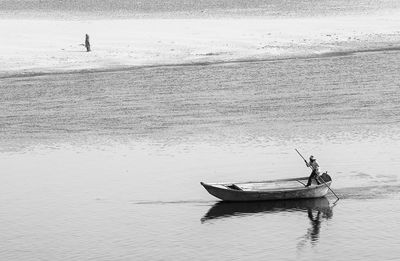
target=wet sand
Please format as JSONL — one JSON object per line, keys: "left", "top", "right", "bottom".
{"left": 1, "top": 14, "right": 400, "bottom": 77}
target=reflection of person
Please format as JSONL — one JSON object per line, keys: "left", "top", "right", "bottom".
{"left": 85, "top": 34, "right": 91, "bottom": 52}
{"left": 307, "top": 209, "right": 321, "bottom": 243}
{"left": 305, "top": 155, "right": 320, "bottom": 187}
{"left": 297, "top": 205, "right": 334, "bottom": 251}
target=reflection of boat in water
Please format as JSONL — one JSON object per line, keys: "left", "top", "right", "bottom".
{"left": 200, "top": 173, "right": 332, "bottom": 201}
{"left": 201, "top": 197, "right": 333, "bottom": 223}
{"left": 201, "top": 197, "right": 335, "bottom": 248}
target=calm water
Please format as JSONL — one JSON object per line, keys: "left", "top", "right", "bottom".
{"left": 1, "top": 0, "right": 400, "bottom": 259}
{"left": 1, "top": 48, "right": 400, "bottom": 260}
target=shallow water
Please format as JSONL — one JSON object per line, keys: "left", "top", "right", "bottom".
{"left": 1, "top": 45, "right": 400, "bottom": 260}
{"left": 2, "top": 50, "right": 400, "bottom": 146}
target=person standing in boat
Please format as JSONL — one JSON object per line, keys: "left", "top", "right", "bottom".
{"left": 305, "top": 155, "right": 321, "bottom": 187}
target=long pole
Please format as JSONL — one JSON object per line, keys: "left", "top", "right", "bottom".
{"left": 295, "top": 149, "right": 308, "bottom": 163}
{"left": 295, "top": 149, "right": 339, "bottom": 200}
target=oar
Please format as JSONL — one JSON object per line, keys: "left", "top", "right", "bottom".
{"left": 295, "top": 148, "right": 308, "bottom": 165}
{"left": 295, "top": 149, "right": 340, "bottom": 200}
{"left": 317, "top": 172, "right": 340, "bottom": 200}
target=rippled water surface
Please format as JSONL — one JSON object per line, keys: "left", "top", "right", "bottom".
{"left": 1, "top": 47, "right": 400, "bottom": 259}
{"left": 1, "top": 0, "right": 400, "bottom": 18}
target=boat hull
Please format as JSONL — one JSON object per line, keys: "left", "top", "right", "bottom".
{"left": 200, "top": 175, "right": 332, "bottom": 202}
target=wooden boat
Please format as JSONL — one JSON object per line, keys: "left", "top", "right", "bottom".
{"left": 200, "top": 173, "right": 332, "bottom": 201}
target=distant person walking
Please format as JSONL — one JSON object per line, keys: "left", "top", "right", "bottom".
{"left": 85, "top": 34, "right": 91, "bottom": 52}
{"left": 305, "top": 155, "right": 321, "bottom": 187}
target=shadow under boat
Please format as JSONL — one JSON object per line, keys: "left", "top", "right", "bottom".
{"left": 201, "top": 197, "right": 333, "bottom": 223}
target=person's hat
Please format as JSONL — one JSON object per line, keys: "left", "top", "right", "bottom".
{"left": 309, "top": 155, "right": 315, "bottom": 160}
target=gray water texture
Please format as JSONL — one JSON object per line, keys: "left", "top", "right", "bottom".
{"left": 1, "top": 50, "right": 399, "bottom": 150}
{"left": 1, "top": 41, "right": 400, "bottom": 261}
{"left": 1, "top": 0, "right": 400, "bottom": 18}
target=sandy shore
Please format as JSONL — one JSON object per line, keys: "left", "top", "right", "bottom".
{"left": 1, "top": 14, "right": 400, "bottom": 76}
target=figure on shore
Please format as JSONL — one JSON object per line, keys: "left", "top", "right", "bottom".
{"left": 305, "top": 155, "right": 320, "bottom": 187}
{"left": 85, "top": 34, "right": 91, "bottom": 52}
